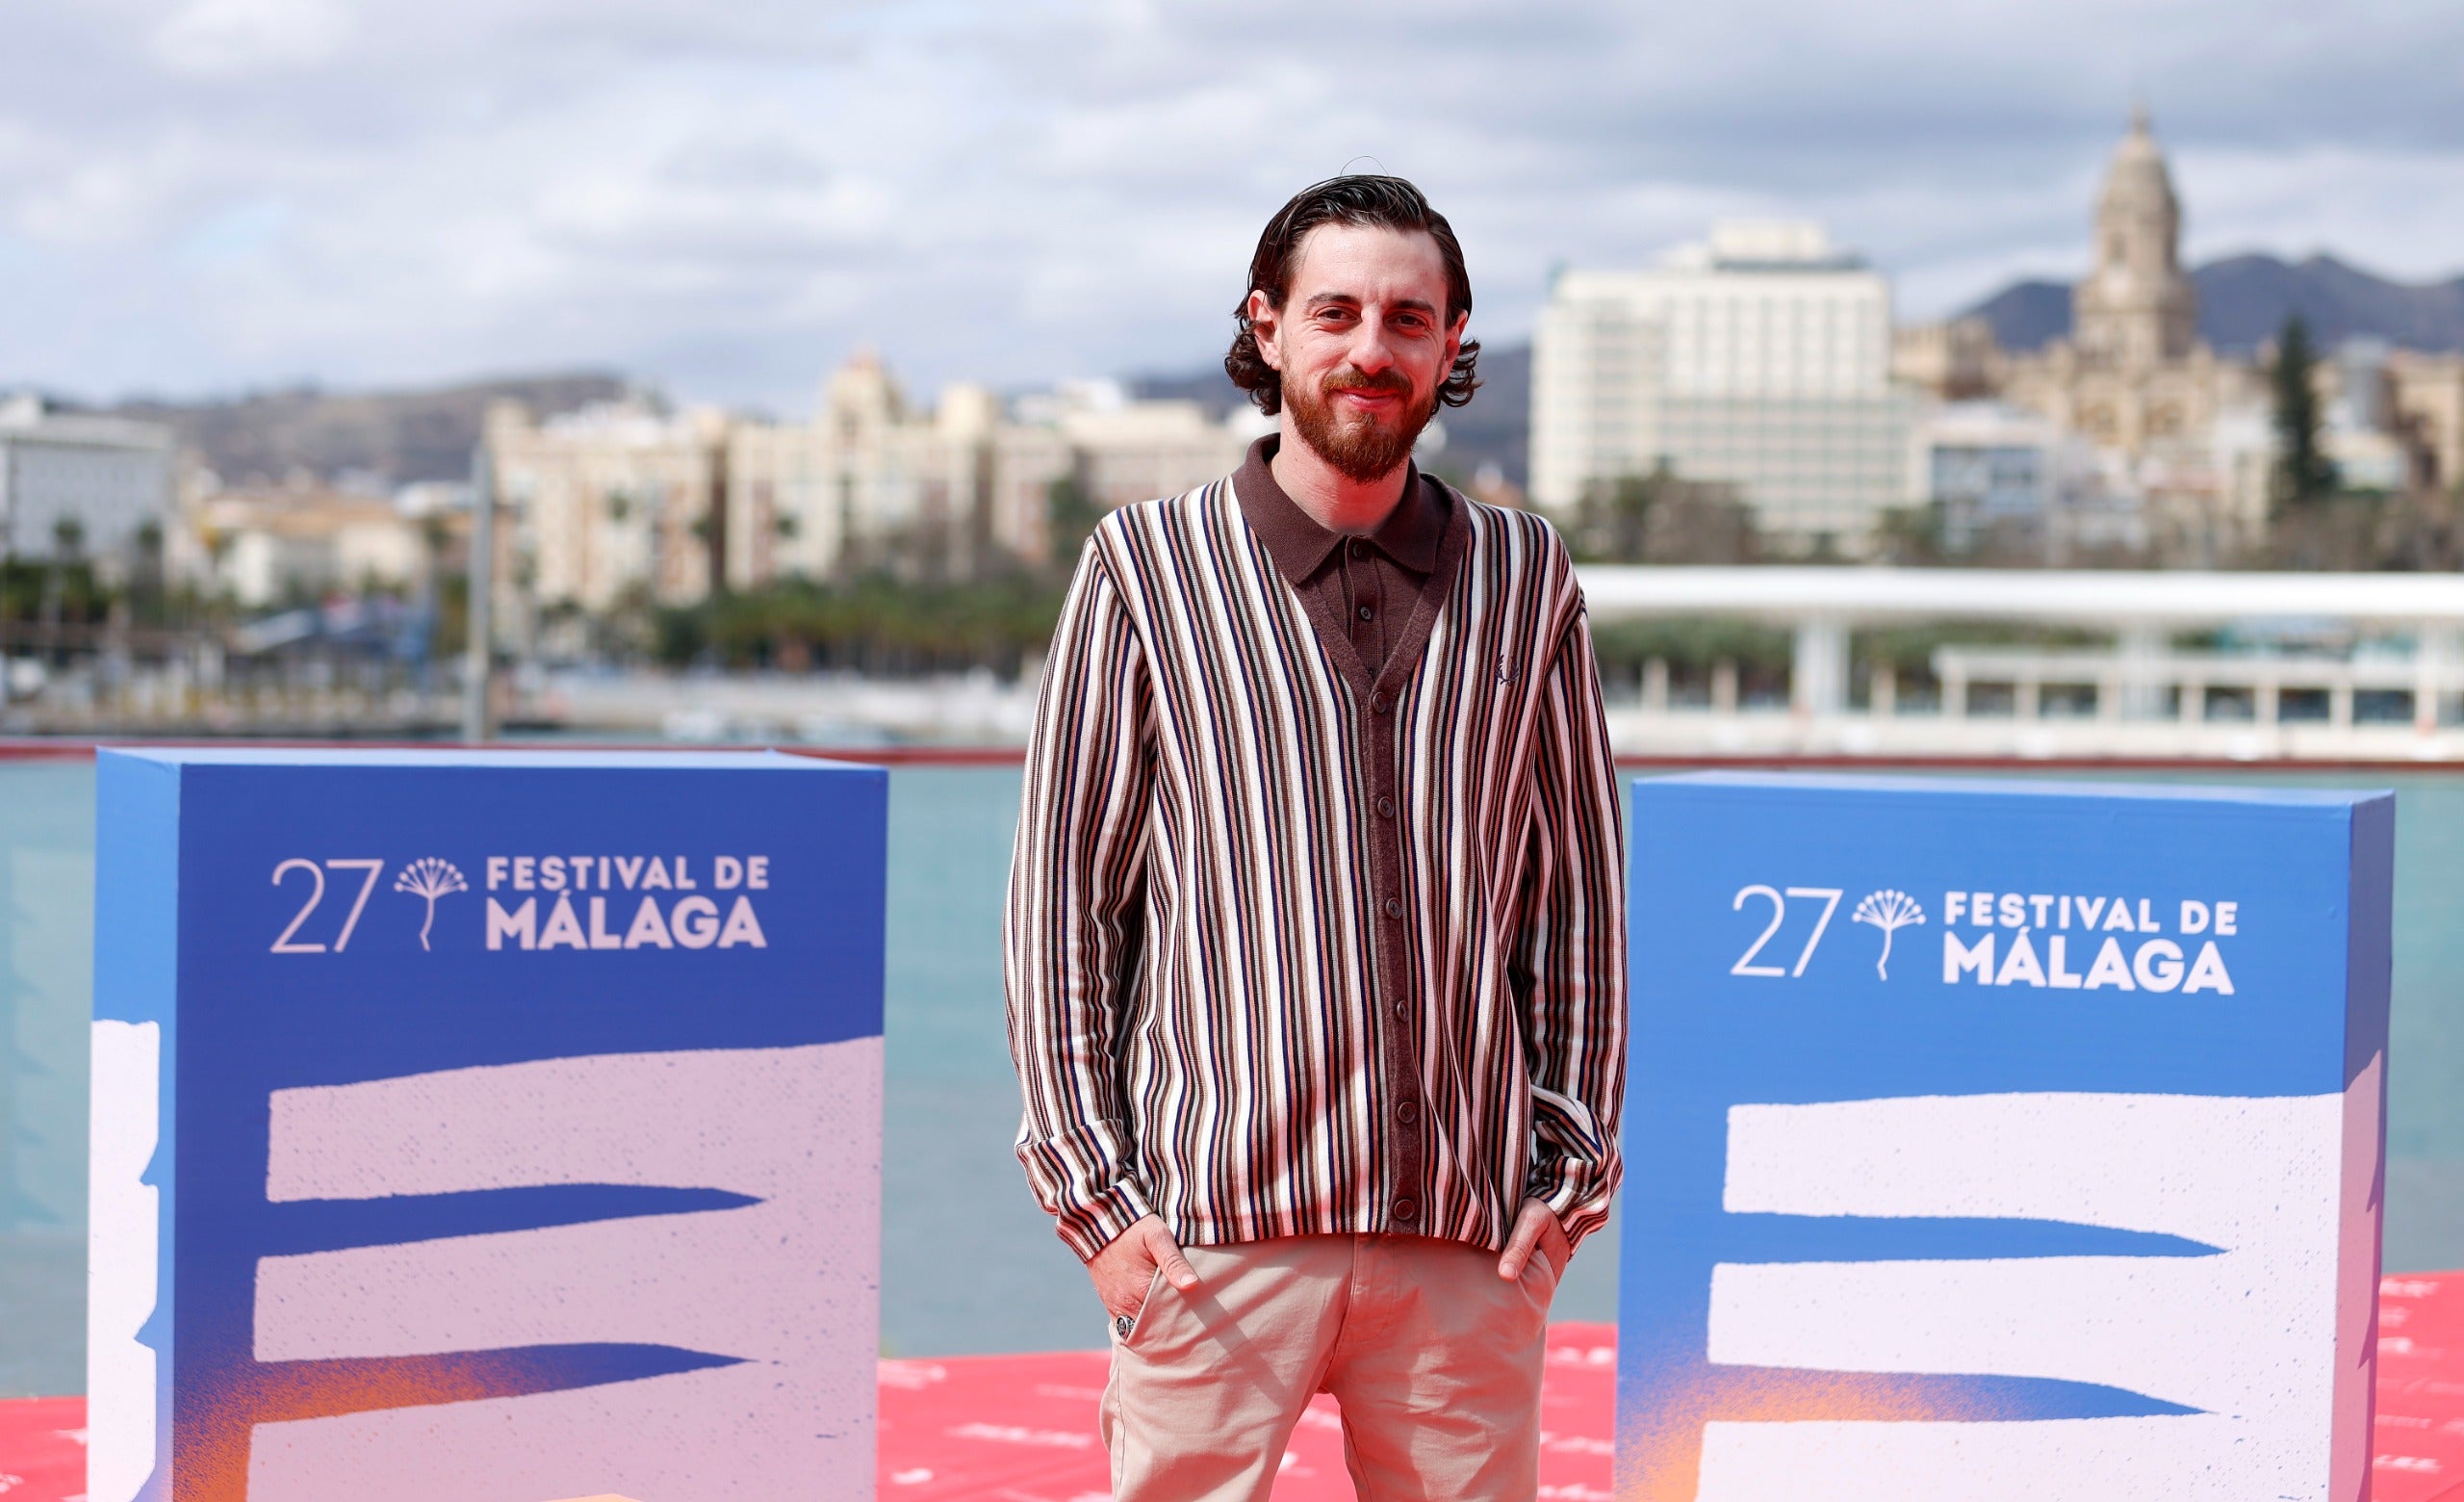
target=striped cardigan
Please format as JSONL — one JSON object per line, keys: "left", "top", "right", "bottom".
{"left": 1005, "top": 473, "right": 1626, "bottom": 1262}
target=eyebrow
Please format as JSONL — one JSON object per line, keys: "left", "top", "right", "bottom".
{"left": 1302, "top": 292, "right": 1440, "bottom": 315}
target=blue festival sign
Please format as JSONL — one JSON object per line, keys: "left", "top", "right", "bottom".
{"left": 1620, "top": 772, "right": 2391, "bottom": 1502}
{"left": 89, "top": 748, "right": 886, "bottom": 1502}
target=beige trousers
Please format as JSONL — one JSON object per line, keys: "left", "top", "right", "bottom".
{"left": 1099, "top": 1233, "right": 1558, "bottom": 1501}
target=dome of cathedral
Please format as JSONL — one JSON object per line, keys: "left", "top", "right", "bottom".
{"left": 2074, "top": 108, "right": 2197, "bottom": 369}
{"left": 2098, "top": 108, "right": 2180, "bottom": 220}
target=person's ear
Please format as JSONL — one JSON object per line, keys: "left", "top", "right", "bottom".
{"left": 1247, "top": 290, "right": 1284, "bottom": 373}
{"left": 1442, "top": 310, "right": 1468, "bottom": 376}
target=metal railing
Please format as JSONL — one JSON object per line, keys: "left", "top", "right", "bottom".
{"left": 1930, "top": 647, "right": 2462, "bottom": 731}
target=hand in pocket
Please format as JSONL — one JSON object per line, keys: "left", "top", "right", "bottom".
{"left": 1496, "top": 1198, "right": 1570, "bottom": 1283}
{"left": 1090, "top": 1214, "right": 1199, "bottom": 1320}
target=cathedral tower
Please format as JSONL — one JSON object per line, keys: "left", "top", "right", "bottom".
{"left": 2072, "top": 108, "right": 2197, "bottom": 370}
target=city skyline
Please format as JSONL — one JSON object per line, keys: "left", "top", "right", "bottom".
{"left": 4, "top": 2, "right": 2462, "bottom": 412}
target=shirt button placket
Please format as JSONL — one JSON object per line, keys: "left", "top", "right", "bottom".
{"left": 1365, "top": 677, "right": 1417, "bottom": 1237}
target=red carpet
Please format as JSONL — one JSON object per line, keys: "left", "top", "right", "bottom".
{"left": 0, "top": 1396, "right": 79, "bottom": 1501}
{"left": 2380, "top": 1274, "right": 2464, "bottom": 1502}
{"left": 880, "top": 1322, "right": 1614, "bottom": 1501}
{"left": 879, "top": 1323, "right": 1617, "bottom": 1500}
{"left": 10, "top": 1278, "right": 2464, "bottom": 1500}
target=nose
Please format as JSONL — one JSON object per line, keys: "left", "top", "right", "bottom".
{"left": 1346, "top": 317, "right": 1399, "bottom": 376}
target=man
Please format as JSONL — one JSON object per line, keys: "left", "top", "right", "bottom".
{"left": 1006, "top": 174, "right": 1626, "bottom": 1500}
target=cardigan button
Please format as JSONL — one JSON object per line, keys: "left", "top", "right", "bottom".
{"left": 1370, "top": 691, "right": 1390, "bottom": 713}
{"left": 1392, "top": 1198, "right": 1419, "bottom": 1222}
{"left": 1383, "top": 897, "right": 1403, "bottom": 919}
{"left": 1376, "top": 796, "right": 1396, "bottom": 818}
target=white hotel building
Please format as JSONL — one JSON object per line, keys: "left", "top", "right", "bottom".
{"left": 1529, "top": 221, "right": 1914, "bottom": 551}
{"left": 0, "top": 393, "right": 175, "bottom": 569}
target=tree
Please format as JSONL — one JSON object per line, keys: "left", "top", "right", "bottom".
{"left": 1575, "top": 472, "right": 1656, "bottom": 561}
{"left": 116, "top": 520, "right": 168, "bottom": 629}
{"left": 2271, "top": 315, "right": 2337, "bottom": 516}
{"left": 1852, "top": 889, "right": 1926, "bottom": 979}
{"left": 1872, "top": 504, "right": 1948, "bottom": 566}
{"left": 39, "top": 517, "right": 82, "bottom": 648}
{"left": 1046, "top": 475, "right": 1102, "bottom": 568}
{"left": 1570, "top": 461, "right": 1759, "bottom": 565}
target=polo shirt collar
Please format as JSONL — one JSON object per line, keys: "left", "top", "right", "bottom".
{"left": 1233, "top": 434, "right": 1447, "bottom": 585}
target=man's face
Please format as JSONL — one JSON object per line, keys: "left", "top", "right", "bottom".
{"left": 1250, "top": 222, "right": 1466, "bottom": 485}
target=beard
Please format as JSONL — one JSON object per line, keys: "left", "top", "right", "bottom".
{"left": 1285, "top": 365, "right": 1440, "bottom": 484}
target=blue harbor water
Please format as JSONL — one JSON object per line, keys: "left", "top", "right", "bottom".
{"left": 5, "top": 761, "right": 2464, "bottom": 1394}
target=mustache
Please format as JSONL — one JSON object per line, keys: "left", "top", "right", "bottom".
{"left": 1320, "top": 368, "right": 1413, "bottom": 396}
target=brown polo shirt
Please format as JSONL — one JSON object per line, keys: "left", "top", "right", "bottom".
{"left": 1229, "top": 436, "right": 1450, "bottom": 676}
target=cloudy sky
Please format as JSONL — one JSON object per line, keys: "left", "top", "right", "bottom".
{"left": 4, "top": 0, "right": 2459, "bottom": 411}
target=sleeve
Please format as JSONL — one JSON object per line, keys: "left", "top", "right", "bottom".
{"left": 1513, "top": 563, "right": 1630, "bottom": 1252}
{"left": 1003, "top": 535, "right": 1162, "bottom": 1261}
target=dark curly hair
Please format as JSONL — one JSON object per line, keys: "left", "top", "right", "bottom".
{"left": 1224, "top": 174, "right": 1479, "bottom": 417}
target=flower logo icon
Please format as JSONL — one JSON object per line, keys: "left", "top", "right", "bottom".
{"left": 395, "top": 858, "right": 468, "bottom": 951}
{"left": 1852, "top": 889, "right": 1926, "bottom": 979}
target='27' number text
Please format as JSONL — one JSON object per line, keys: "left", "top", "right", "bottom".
{"left": 270, "top": 858, "right": 384, "bottom": 953}
{"left": 1731, "top": 885, "right": 1842, "bottom": 977}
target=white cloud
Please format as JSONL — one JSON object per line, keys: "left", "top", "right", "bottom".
{"left": 150, "top": 0, "right": 351, "bottom": 78}
{"left": 0, "top": 0, "right": 2457, "bottom": 405}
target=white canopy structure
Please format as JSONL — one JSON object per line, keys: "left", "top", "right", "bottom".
{"left": 1571, "top": 567, "right": 2464, "bottom": 759}
{"left": 1576, "top": 567, "right": 2464, "bottom": 631}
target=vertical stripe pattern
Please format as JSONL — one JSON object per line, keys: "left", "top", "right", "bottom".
{"left": 1005, "top": 479, "right": 1626, "bottom": 1262}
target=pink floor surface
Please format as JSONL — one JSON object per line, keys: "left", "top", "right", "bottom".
{"left": 878, "top": 1321, "right": 1615, "bottom": 1501}
{"left": 8, "top": 1276, "right": 2464, "bottom": 1500}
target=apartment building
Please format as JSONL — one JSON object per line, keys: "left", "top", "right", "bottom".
{"left": 0, "top": 393, "right": 175, "bottom": 571}
{"left": 1530, "top": 221, "right": 1913, "bottom": 551}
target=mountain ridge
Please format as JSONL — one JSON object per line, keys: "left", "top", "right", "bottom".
{"left": 1964, "top": 253, "right": 2464, "bottom": 355}
{"left": 66, "top": 373, "right": 631, "bottom": 488}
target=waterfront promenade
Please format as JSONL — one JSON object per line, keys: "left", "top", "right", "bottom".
{"left": 20, "top": 568, "right": 2464, "bottom": 763}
